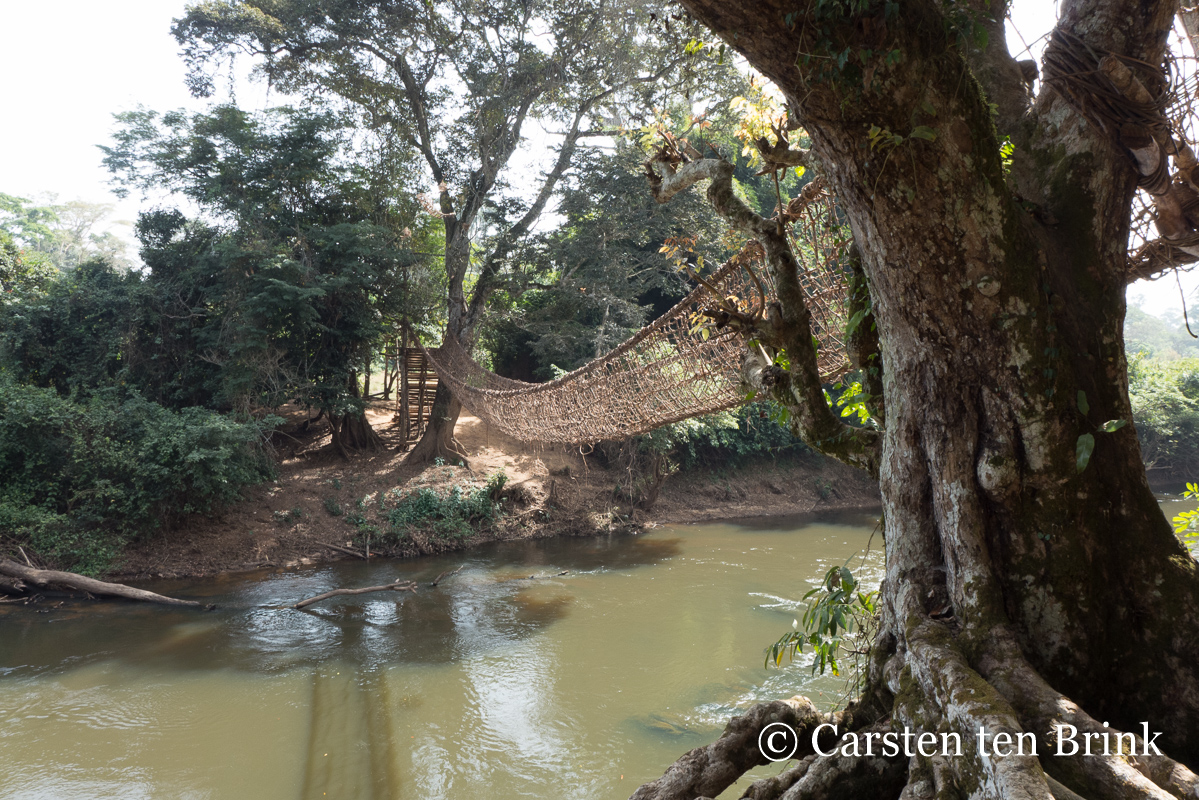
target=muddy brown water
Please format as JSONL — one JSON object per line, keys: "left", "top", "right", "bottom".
{"left": 0, "top": 509, "right": 888, "bottom": 799}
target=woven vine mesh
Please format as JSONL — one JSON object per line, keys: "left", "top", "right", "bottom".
{"left": 421, "top": 190, "right": 852, "bottom": 445}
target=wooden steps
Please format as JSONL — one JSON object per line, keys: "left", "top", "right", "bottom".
{"left": 396, "top": 347, "right": 438, "bottom": 448}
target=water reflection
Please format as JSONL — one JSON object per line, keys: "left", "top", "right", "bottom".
{"left": 0, "top": 516, "right": 884, "bottom": 800}
{"left": 0, "top": 530, "right": 683, "bottom": 676}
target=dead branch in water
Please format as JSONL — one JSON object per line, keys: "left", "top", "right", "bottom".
{"left": 528, "top": 570, "right": 569, "bottom": 579}
{"left": 292, "top": 579, "right": 418, "bottom": 609}
{"left": 0, "top": 559, "right": 207, "bottom": 607}
{"left": 430, "top": 565, "right": 463, "bottom": 587}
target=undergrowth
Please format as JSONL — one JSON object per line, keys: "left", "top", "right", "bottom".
{"left": 347, "top": 471, "right": 510, "bottom": 546}
{"left": 0, "top": 378, "right": 277, "bottom": 574}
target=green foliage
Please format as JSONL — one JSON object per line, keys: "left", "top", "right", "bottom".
{"left": 1172, "top": 482, "right": 1199, "bottom": 532}
{"left": 323, "top": 498, "right": 343, "bottom": 517}
{"left": 98, "top": 105, "right": 439, "bottom": 415}
{"left": 0, "top": 193, "right": 129, "bottom": 272}
{"left": 1125, "top": 305, "right": 1199, "bottom": 360}
{"left": 0, "top": 230, "right": 56, "bottom": 305}
{"left": 1076, "top": 433, "right": 1096, "bottom": 473}
{"left": 1127, "top": 354, "right": 1199, "bottom": 477}
{"left": 1, "top": 258, "right": 149, "bottom": 398}
{"left": 381, "top": 472, "right": 507, "bottom": 541}
{"left": 825, "top": 380, "right": 877, "bottom": 427}
{"left": 766, "top": 563, "right": 878, "bottom": 685}
{"left": 1073, "top": 389, "right": 1130, "bottom": 473}
{"left": 172, "top": 0, "right": 735, "bottom": 386}
{"left": 636, "top": 402, "right": 812, "bottom": 472}
{"left": 0, "top": 378, "right": 275, "bottom": 573}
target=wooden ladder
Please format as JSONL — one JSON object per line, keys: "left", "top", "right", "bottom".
{"left": 396, "top": 345, "right": 439, "bottom": 450}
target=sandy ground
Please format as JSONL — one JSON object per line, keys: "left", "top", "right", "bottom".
{"left": 110, "top": 403, "right": 880, "bottom": 580}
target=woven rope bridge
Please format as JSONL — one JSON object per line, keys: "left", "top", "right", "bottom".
{"left": 421, "top": 195, "right": 851, "bottom": 445}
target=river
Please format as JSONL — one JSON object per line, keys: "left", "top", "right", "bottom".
{"left": 0, "top": 508, "right": 888, "bottom": 799}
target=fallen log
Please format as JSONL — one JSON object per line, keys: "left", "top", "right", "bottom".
{"left": 0, "top": 574, "right": 26, "bottom": 596}
{"left": 292, "top": 579, "right": 418, "bottom": 610}
{"left": 0, "top": 559, "right": 206, "bottom": 607}
{"left": 319, "top": 541, "right": 368, "bottom": 559}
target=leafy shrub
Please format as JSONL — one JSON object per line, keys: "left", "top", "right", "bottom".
{"left": 1127, "top": 354, "right": 1199, "bottom": 478}
{"left": 632, "top": 401, "right": 811, "bottom": 472}
{"left": 273, "top": 506, "right": 303, "bottom": 525}
{"left": 766, "top": 563, "right": 879, "bottom": 695}
{"left": 382, "top": 473, "right": 506, "bottom": 541}
{"left": 0, "top": 378, "right": 276, "bottom": 573}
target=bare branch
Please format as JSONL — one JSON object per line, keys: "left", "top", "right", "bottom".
{"left": 292, "top": 579, "right": 418, "bottom": 610}
{"left": 0, "top": 559, "right": 206, "bottom": 607}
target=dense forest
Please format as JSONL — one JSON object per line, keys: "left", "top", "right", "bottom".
{"left": 0, "top": 3, "right": 833, "bottom": 573}
{"left": 5, "top": 124, "right": 1199, "bottom": 572}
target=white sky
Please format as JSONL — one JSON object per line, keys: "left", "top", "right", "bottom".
{"left": 0, "top": 0, "right": 1193, "bottom": 317}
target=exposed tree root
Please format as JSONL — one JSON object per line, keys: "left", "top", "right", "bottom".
{"left": 329, "top": 411, "right": 385, "bottom": 460}
{"left": 632, "top": 615, "right": 1199, "bottom": 800}
{"left": 406, "top": 387, "right": 473, "bottom": 467}
{"left": 978, "top": 634, "right": 1199, "bottom": 800}
{"left": 774, "top": 747, "right": 906, "bottom": 799}
{"left": 630, "top": 697, "right": 847, "bottom": 800}
{"left": 739, "top": 755, "right": 815, "bottom": 800}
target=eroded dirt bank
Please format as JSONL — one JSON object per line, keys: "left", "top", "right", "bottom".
{"left": 110, "top": 406, "right": 880, "bottom": 580}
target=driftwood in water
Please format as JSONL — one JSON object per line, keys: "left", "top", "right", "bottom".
{"left": 292, "top": 579, "right": 418, "bottom": 610}
{"left": 429, "top": 565, "right": 463, "bottom": 587}
{"left": 0, "top": 559, "right": 205, "bottom": 607}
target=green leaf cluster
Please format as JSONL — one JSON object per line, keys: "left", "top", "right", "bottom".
{"left": 1127, "top": 354, "right": 1199, "bottom": 476}
{"left": 765, "top": 563, "right": 878, "bottom": 681}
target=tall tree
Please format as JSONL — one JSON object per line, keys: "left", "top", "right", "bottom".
{"left": 633, "top": 2, "right": 1199, "bottom": 799}
{"left": 172, "top": 0, "right": 728, "bottom": 463}
{"left": 100, "top": 105, "right": 436, "bottom": 450}
{"left": 0, "top": 193, "right": 130, "bottom": 272}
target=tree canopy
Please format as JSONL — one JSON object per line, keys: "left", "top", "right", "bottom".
{"left": 170, "top": 0, "right": 740, "bottom": 462}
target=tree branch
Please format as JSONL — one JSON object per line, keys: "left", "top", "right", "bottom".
{"left": 291, "top": 579, "right": 418, "bottom": 610}
{"left": 961, "top": 0, "right": 1033, "bottom": 145}
{"left": 646, "top": 155, "right": 881, "bottom": 473}
{"left": 0, "top": 559, "right": 205, "bottom": 607}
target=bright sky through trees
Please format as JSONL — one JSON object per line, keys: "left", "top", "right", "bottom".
{"left": 0, "top": 0, "right": 1194, "bottom": 316}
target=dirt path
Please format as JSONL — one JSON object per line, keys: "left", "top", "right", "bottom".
{"left": 111, "top": 405, "right": 879, "bottom": 580}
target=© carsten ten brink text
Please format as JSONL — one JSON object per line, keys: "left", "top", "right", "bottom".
{"left": 811, "top": 723, "right": 1165, "bottom": 758}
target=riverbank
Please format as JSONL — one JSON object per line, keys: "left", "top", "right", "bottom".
{"left": 108, "top": 405, "right": 880, "bottom": 581}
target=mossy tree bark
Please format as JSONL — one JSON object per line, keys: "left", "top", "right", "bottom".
{"left": 636, "top": 1, "right": 1199, "bottom": 798}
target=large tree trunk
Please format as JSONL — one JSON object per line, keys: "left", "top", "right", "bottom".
{"left": 327, "top": 376, "right": 384, "bottom": 460}
{"left": 404, "top": 385, "right": 469, "bottom": 465}
{"left": 408, "top": 225, "right": 474, "bottom": 466}
{"left": 635, "top": 1, "right": 1199, "bottom": 797}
